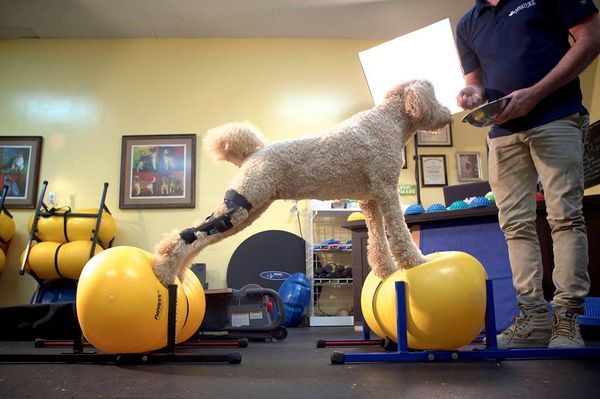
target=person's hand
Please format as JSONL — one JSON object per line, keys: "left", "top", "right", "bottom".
{"left": 457, "top": 85, "right": 486, "bottom": 110}
{"left": 494, "top": 87, "right": 541, "bottom": 124}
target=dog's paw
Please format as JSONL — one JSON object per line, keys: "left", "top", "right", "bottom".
{"left": 151, "top": 255, "right": 177, "bottom": 287}
{"left": 399, "top": 253, "right": 427, "bottom": 269}
{"left": 371, "top": 265, "right": 395, "bottom": 279}
{"left": 152, "top": 266, "right": 177, "bottom": 287}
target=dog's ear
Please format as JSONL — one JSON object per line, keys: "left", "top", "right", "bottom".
{"left": 403, "top": 80, "right": 434, "bottom": 121}
{"left": 383, "top": 80, "right": 430, "bottom": 120}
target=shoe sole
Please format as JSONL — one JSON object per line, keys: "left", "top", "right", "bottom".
{"left": 497, "top": 340, "right": 550, "bottom": 349}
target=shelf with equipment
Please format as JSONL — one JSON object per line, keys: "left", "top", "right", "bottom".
{"left": 304, "top": 200, "right": 359, "bottom": 327}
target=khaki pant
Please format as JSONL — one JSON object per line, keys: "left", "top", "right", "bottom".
{"left": 488, "top": 113, "right": 590, "bottom": 313}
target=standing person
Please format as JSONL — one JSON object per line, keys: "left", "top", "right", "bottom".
{"left": 456, "top": 0, "right": 600, "bottom": 348}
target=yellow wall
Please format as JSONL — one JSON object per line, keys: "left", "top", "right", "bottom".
{"left": 0, "top": 39, "right": 598, "bottom": 305}
{"left": 584, "top": 59, "right": 600, "bottom": 196}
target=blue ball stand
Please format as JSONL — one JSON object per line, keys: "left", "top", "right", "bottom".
{"left": 329, "top": 280, "right": 600, "bottom": 364}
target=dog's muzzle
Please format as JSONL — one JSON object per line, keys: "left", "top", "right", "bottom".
{"left": 179, "top": 189, "right": 252, "bottom": 244}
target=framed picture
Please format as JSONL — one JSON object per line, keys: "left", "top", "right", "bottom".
{"left": 0, "top": 136, "right": 43, "bottom": 209}
{"left": 119, "top": 134, "right": 196, "bottom": 209}
{"left": 402, "top": 146, "right": 408, "bottom": 169}
{"left": 456, "top": 151, "right": 483, "bottom": 182}
{"left": 416, "top": 123, "right": 453, "bottom": 147}
{"left": 420, "top": 154, "right": 447, "bottom": 187}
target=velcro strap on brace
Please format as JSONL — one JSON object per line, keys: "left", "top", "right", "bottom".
{"left": 224, "top": 189, "right": 252, "bottom": 213}
{"left": 179, "top": 190, "right": 252, "bottom": 244}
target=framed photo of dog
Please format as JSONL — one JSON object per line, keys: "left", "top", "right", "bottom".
{"left": 0, "top": 136, "right": 43, "bottom": 209}
{"left": 119, "top": 134, "right": 196, "bottom": 209}
{"left": 420, "top": 154, "right": 447, "bottom": 187}
{"left": 416, "top": 123, "right": 453, "bottom": 147}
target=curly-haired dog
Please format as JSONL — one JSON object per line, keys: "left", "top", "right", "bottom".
{"left": 153, "top": 79, "right": 451, "bottom": 286}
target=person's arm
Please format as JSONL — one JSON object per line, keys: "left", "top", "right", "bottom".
{"left": 456, "top": 68, "right": 487, "bottom": 110}
{"left": 495, "top": 13, "right": 600, "bottom": 124}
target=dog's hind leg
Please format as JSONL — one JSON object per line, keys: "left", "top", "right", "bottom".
{"left": 359, "top": 200, "right": 397, "bottom": 279}
{"left": 372, "top": 189, "right": 427, "bottom": 269}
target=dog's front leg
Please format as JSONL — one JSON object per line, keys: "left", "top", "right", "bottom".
{"left": 152, "top": 228, "right": 207, "bottom": 286}
{"left": 359, "top": 200, "right": 397, "bottom": 279}
{"left": 152, "top": 200, "right": 272, "bottom": 287}
{"left": 373, "top": 189, "right": 427, "bottom": 269}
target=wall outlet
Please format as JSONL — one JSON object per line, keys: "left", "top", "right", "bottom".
{"left": 48, "top": 192, "right": 57, "bottom": 205}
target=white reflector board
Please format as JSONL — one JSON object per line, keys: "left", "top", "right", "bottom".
{"left": 359, "top": 18, "right": 465, "bottom": 114}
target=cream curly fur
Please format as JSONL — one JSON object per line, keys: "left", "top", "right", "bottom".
{"left": 153, "top": 79, "right": 451, "bottom": 286}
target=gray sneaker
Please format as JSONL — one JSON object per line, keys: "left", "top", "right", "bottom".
{"left": 548, "top": 308, "right": 584, "bottom": 348}
{"left": 496, "top": 308, "right": 551, "bottom": 348}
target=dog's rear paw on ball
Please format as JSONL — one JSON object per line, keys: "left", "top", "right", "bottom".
{"left": 152, "top": 256, "right": 178, "bottom": 287}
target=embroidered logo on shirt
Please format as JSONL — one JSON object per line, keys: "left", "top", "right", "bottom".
{"left": 509, "top": 0, "right": 536, "bottom": 16}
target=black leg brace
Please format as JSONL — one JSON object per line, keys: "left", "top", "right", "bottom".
{"left": 179, "top": 189, "right": 252, "bottom": 244}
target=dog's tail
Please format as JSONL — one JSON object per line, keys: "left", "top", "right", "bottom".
{"left": 203, "top": 122, "right": 267, "bottom": 167}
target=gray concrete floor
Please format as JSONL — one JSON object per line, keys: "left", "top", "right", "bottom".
{"left": 1, "top": 327, "right": 600, "bottom": 399}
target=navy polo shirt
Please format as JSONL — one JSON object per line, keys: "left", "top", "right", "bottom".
{"left": 456, "top": 0, "right": 598, "bottom": 137}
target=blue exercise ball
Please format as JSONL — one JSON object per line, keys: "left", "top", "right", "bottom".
{"left": 278, "top": 273, "right": 311, "bottom": 327}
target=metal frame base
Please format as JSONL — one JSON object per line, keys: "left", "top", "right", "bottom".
{"left": 329, "top": 280, "right": 600, "bottom": 364}
{"left": 0, "top": 285, "right": 242, "bottom": 364}
{"left": 0, "top": 352, "right": 242, "bottom": 365}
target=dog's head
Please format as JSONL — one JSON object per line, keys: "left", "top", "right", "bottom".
{"left": 384, "top": 80, "right": 451, "bottom": 132}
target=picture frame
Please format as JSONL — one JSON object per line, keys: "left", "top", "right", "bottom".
{"left": 0, "top": 136, "right": 43, "bottom": 209}
{"left": 416, "top": 123, "right": 453, "bottom": 147}
{"left": 420, "top": 154, "right": 447, "bottom": 187}
{"left": 119, "top": 134, "right": 196, "bottom": 209}
{"left": 456, "top": 151, "right": 483, "bottom": 182}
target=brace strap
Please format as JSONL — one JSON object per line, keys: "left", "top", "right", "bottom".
{"left": 179, "top": 189, "right": 252, "bottom": 244}
{"left": 224, "top": 189, "right": 252, "bottom": 212}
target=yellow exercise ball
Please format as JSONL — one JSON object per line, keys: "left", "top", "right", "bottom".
{"left": 360, "top": 271, "right": 386, "bottom": 339}
{"left": 0, "top": 249, "right": 6, "bottom": 275}
{"left": 66, "top": 208, "right": 117, "bottom": 248}
{"left": 177, "top": 269, "right": 207, "bottom": 343}
{"left": 23, "top": 241, "right": 103, "bottom": 280}
{"left": 346, "top": 212, "right": 365, "bottom": 222}
{"left": 24, "top": 241, "right": 61, "bottom": 280}
{"left": 76, "top": 246, "right": 188, "bottom": 354}
{"left": 361, "top": 251, "right": 487, "bottom": 350}
{"left": 58, "top": 241, "right": 104, "bottom": 280}
{"left": 0, "top": 210, "right": 16, "bottom": 243}
{"left": 29, "top": 214, "right": 67, "bottom": 242}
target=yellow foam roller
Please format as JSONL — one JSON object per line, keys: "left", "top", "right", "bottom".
{"left": 76, "top": 246, "right": 188, "bottom": 354}
{"left": 0, "top": 210, "right": 16, "bottom": 243}
{"left": 361, "top": 251, "right": 487, "bottom": 350}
